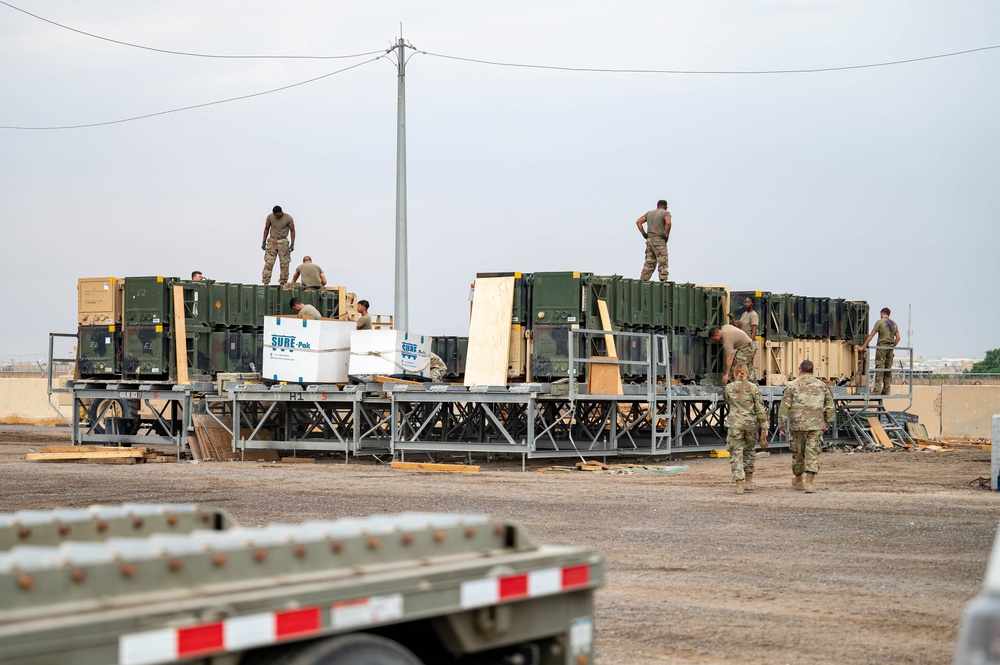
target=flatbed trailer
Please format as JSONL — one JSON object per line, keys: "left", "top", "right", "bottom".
{"left": 0, "top": 504, "right": 602, "bottom": 665}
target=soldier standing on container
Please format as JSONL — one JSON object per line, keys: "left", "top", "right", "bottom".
{"left": 778, "top": 359, "right": 834, "bottom": 493}
{"left": 709, "top": 324, "right": 758, "bottom": 384}
{"left": 728, "top": 295, "right": 759, "bottom": 338}
{"left": 858, "top": 307, "right": 900, "bottom": 395}
{"left": 261, "top": 205, "right": 295, "bottom": 285}
{"left": 291, "top": 256, "right": 327, "bottom": 291}
{"left": 723, "top": 361, "right": 769, "bottom": 494}
{"left": 636, "top": 199, "right": 671, "bottom": 282}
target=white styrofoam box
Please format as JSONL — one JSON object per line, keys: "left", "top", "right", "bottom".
{"left": 262, "top": 316, "right": 355, "bottom": 383}
{"left": 349, "top": 330, "right": 431, "bottom": 377}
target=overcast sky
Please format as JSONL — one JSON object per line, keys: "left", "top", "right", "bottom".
{"left": 1, "top": 0, "right": 997, "bottom": 360}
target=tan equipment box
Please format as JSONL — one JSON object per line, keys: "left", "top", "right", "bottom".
{"left": 77, "top": 277, "right": 123, "bottom": 325}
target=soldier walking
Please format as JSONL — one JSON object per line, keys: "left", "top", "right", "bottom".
{"left": 636, "top": 199, "right": 671, "bottom": 282}
{"left": 261, "top": 205, "right": 295, "bottom": 285}
{"left": 858, "top": 307, "right": 900, "bottom": 395}
{"left": 709, "top": 324, "right": 758, "bottom": 383}
{"left": 778, "top": 359, "right": 834, "bottom": 493}
{"left": 723, "top": 361, "right": 769, "bottom": 494}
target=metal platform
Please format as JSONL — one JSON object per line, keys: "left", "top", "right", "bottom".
{"left": 49, "top": 332, "right": 919, "bottom": 463}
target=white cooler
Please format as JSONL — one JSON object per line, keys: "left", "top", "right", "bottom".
{"left": 262, "top": 316, "right": 355, "bottom": 383}
{"left": 349, "top": 330, "right": 431, "bottom": 378}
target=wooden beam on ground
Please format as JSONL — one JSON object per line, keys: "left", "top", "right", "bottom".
{"left": 27, "top": 450, "right": 145, "bottom": 461}
{"left": 464, "top": 276, "right": 515, "bottom": 387}
{"left": 866, "top": 417, "right": 895, "bottom": 449}
{"left": 390, "top": 461, "right": 481, "bottom": 473}
{"left": 41, "top": 445, "right": 151, "bottom": 453}
{"left": 172, "top": 284, "right": 189, "bottom": 385}
{"left": 281, "top": 457, "right": 316, "bottom": 464}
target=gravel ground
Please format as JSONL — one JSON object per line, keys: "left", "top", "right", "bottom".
{"left": 0, "top": 427, "right": 996, "bottom": 664}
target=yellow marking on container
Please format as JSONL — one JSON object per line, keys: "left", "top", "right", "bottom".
{"left": 155, "top": 325, "right": 163, "bottom": 333}
{"left": 156, "top": 276, "right": 164, "bottom": 282}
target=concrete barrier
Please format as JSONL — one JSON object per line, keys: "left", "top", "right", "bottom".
{"left": 0, "top": 377, "right": 72, "bottom": 426}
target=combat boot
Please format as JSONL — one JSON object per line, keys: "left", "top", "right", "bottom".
{"left": 804, "top": 473, "right": 815, "bottom": 494}
{"left": 792, "top": 474, "right": 804, "bottom": 491}
{"left": 735, "top": 480, "right": 745, "bottom": 495}
{"left": 745, "top": 472, "right": 754, "bottom": 492}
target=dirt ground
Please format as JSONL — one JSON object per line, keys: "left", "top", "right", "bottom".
{"left": 0, "top": 426, "right": 996, "bottom": 664}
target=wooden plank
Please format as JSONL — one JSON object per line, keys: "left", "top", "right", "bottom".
{"left": 374, "top": 376, "right": 421, "bottom": 386}
{"left": 866, "top": 417, "right": 895, "bottom": 449}
{"left": 597, "top": 300, "right": 618, "bottom": 360}
{"left": 172, "top": 284, "right": 189, "bottom": 385}
{"left": 464, "top": 277, "right": 515, "bottom": 387}
{"left": 587, "top": 357, "right": 624, "bottom": 396}
{"left": 281, "top": 457, "right": 316, "bottom": 464}
{"left": 390, "top": 461, "right": 481, "bottom": 473}
{"left": 27, "top": 450, "right": 145, "bottom": 461}
{"left": 42, "top": 445, "right": 151, "bottom": 453}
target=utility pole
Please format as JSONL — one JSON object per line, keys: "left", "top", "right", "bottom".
{"left": 394, "top": 36, "right": 409, "bottom": 331}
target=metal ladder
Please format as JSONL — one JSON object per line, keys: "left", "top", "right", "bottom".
{"left": 838, "top": 398, "right": 916, "bottom": 448}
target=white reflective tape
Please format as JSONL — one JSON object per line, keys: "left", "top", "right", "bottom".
{"left": 570, "top": 616, "right": 594, "bottom": 656}
{"left": 460, "top": 577, "right": 499, "bottom": 609}
{"left": 119, "top": 628, "right": 177, "bottom": 665}
{"left": 224, "top": 612, "right": 275, "bottom": 651}
{"left": 528, "top": 567, "right": 561, "bottom": 597}
{"left": 332, "top": 593, "right": 404, "bottom": 630}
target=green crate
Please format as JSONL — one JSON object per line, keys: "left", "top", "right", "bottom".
{"left": 252, "top": 285, "right": 270, "bottom": 325}
{"left": 208, "top": 331, "right": 243, "bottom": 375}
{"left": 704, "top": 288, "right": 727, "bottom": 331}
{"left": 650, "top": 281, "right": 668, "bottom": 329}
{"left": 225, "top": 284, "right": 241, "bottom": 327}
{"left": 239, "top": 332, "right": 259, "bottom": 373}
{"left": 169, "top": 279, "right": 213, "bottom": 329}
{"left": 123, "top": 276, "right": 176, "bottom": 325}
{"left": 122, "top": 325, "right": 168, "bottom": 378}
{"left": 278, "top": 286, "right": 305, "bottom": 316}
{"left": 77, "top": 325, "right": 120, "bottom": 377}
{"left": 530, "top": 272, "right": 588, "bottom": 326}
{"left": 174, "top": 329, "right": 213, "bottom": 380}
{"left": 670, "top": 283, "right": 697, "bottom": 332}
{"left": 208, "top": 282, "right": 230, "bottom": 327}
{"left": 583, "top": 275, "right": 621, "bottom": 331}
{"left": 529, "top": 324, "right": 585, "bottom": 379}
{"left": 239, "top": 285, "right": 256, "bottom": 327}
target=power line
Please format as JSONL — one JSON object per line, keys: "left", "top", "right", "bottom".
{"left": 420, "top": 44, "right": 1000, "bottom": 75}
{"left": 0, "top": 0, "right": 386, "bottom": 60}
{"left": 0, "top": 56, "right": 383, "bottom": 130}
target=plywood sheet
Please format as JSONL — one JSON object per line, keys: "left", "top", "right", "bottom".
{"left": 464, "top": 277, "right": 515, "bottom": 386}
{"left": 587, "top": 357, "right": 624, "bottom": 396}
{"left": 867, "top": 417, "right": 895, "bottom": 448}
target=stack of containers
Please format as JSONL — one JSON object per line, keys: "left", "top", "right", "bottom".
{"left": 77, "top": 278, "right": 124, "bottom": 377}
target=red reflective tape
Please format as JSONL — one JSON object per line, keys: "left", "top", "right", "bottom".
{"left": 275, "top": 607, "right": 322, "bottom": 639}
{"left": 499, "top": 574, "right": 528, "bottom": 600}
{"left": 177, "top": 622, "right": 224, "bottom": 657}
{"left": 562, "top": 564, "right": 590, "bottom": 589}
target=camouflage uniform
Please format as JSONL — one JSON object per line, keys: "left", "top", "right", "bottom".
{"left": 724, "top": 379, "right": 768, "bottom": 481}
{"left": 639, "top": 208, "right": 670, "bottom": 282}
{"left": 733, "top": 341, "right": 759, "bottom": 383}
{"left": 778, "top": 374, "right": 834, "bottom": 476}
{"left": 428, "top": 353, "right": 448, "bottom": 381}
{"left": 640, "top": 235, "right": 669, "bottom": 282}
{"left": 872, "top": 317, "right": 897, "bottom": 395}
{"left": 262, "top": 212, "right": 294, "bottom": 285}
{"left": 263, "top": 238, "right": 291, "bottom": 285}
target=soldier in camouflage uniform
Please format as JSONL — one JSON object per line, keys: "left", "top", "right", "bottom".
{"left": 858, "top": 307, "right": 900, "bottom": 395}
{"left": 723, "top": 362, "right": 769, "bottom": 494}
{"left": 778, "top": 359, "right": 835, "bottom": 494}
{"left": 636, "top": 199, "right": 671, "bottom": 282}
{"left": 710, "top": 325, "right": 759, "bottom": 384}
{"left": 261, "top": 205, "right": 296, "bottom": 285}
